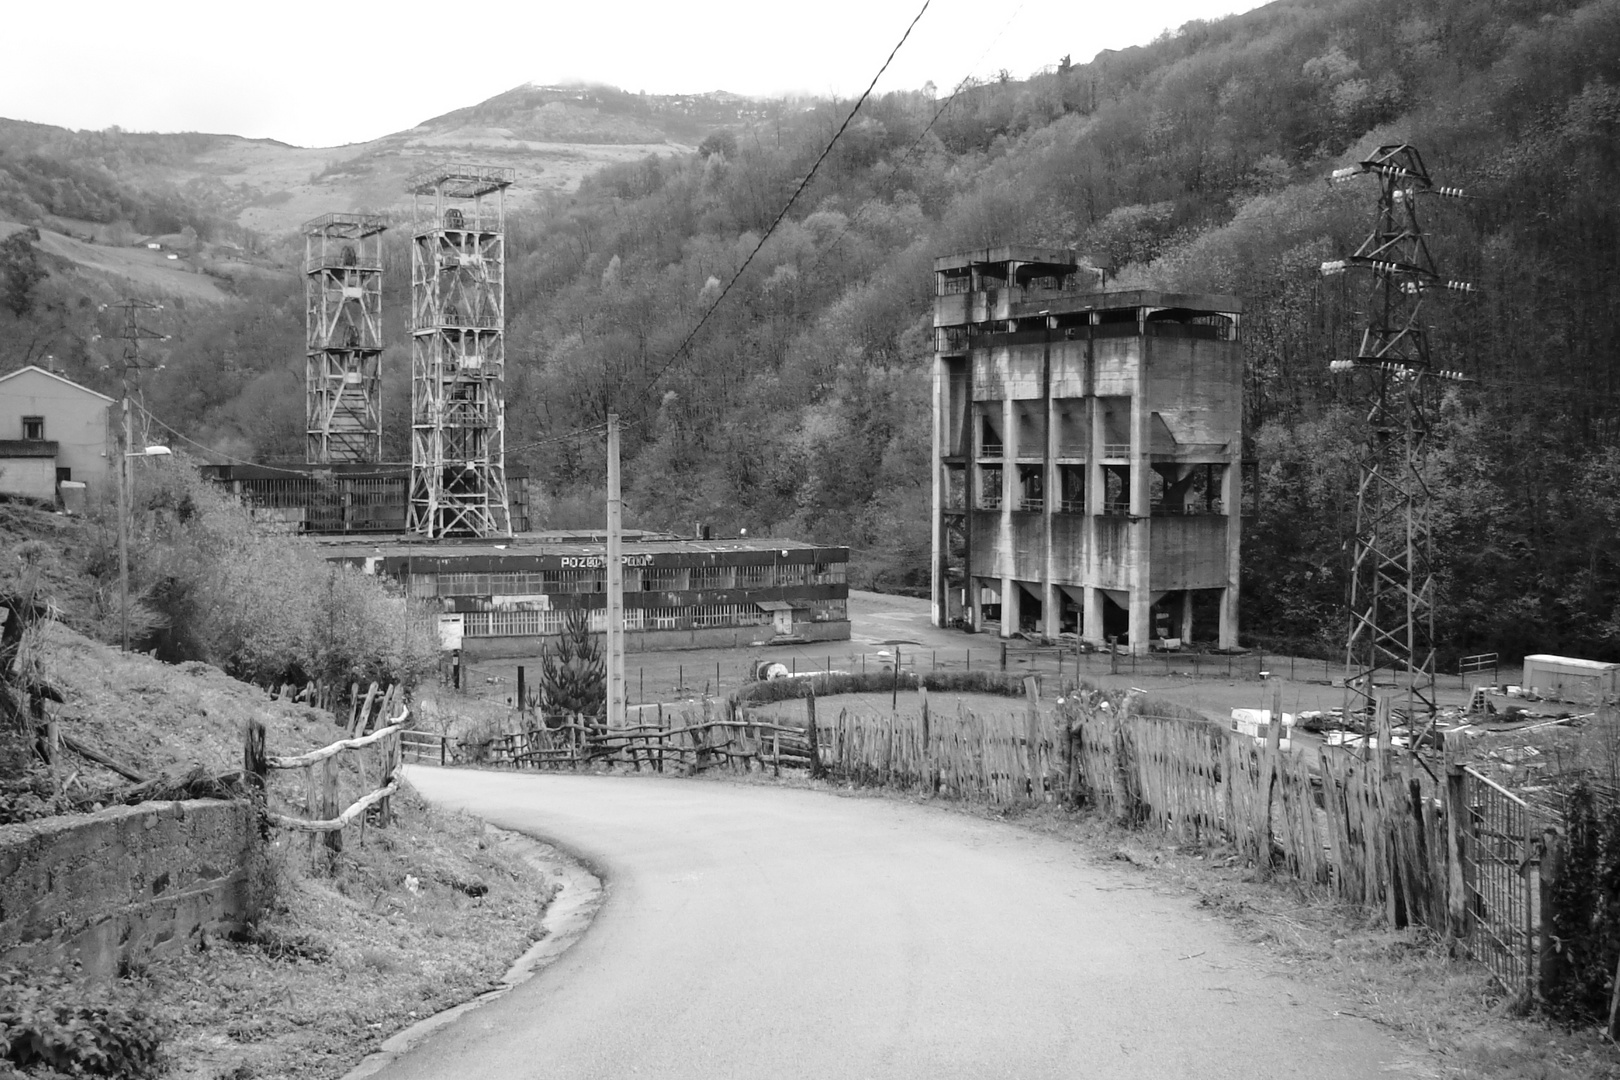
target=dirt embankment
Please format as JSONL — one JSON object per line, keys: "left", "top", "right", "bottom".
{"left": 3, "top": 496, "right": 563, "bottom": 1079}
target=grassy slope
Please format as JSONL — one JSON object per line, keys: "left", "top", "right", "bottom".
{"left": 2, "top": 501, "right": 556, "bottom": 1080}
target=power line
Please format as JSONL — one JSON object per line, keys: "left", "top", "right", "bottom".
{"left": 801, "top": 1, "right": 1030, "bottom": 273}
{"left": 641, "top": 0, "right": 935, "bottom": 396}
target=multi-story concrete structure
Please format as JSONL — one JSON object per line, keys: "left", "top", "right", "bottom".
{"left": 931, "top": 246, "right": 1242, "bottom": 652}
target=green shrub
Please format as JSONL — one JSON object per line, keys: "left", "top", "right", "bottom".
{"left": 85, "top": 457, "right": 439, "bottom": 691}
{"left": 0, "top": 965, "right": 166, "bottom": 1077}
{"left": 731, "top": 668, "right": 1033, "bottom": 706}
{"left": 1544, "top": 783, "right": 1620, "bottom": 1027}
{"left": 919, "top": 670, "right": 1030, "bottom": 696}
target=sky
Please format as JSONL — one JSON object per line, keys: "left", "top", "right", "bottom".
{"left": 4, "top": 0, "right": 1269, "bottom": 148}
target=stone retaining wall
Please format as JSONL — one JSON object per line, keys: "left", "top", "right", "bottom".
{"left": 0, "top": 799, "right": 253, "bottom": 978}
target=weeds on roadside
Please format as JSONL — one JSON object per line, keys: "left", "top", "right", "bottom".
{"left": 0, "top": 964, "right": 166, "bottom": 1078}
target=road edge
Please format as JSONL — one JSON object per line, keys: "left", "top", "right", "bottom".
{"left": 338, "top": 828, "right": 606, "bottom": 1080}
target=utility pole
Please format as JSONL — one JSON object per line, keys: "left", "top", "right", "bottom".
{"left": 106, "top": 299, "right": 166, "bottom": 653}
{"left": 606, "top": 414, "right": 625, "bottom": 729}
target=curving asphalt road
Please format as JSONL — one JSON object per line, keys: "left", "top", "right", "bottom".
{"left": 386, "top": 768, "right": 1429, "bottom": 1079}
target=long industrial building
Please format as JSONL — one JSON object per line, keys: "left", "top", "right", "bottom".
{"left": 321, "top": 534, "right": 850, "bottom": 658}
{"left": 931, "top": 246, "right": 1242, "bottom": 652}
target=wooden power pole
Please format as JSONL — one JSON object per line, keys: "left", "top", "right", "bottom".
{"left": 606, "top": 414, "right": 625, "bottom": 729}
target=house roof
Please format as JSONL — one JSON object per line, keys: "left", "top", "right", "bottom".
{"left": 0, "top": 366, "right": 116, "bottom": 403}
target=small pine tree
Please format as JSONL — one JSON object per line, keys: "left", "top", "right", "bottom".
{"left": 538, "top": 609, "right": 605, "bottom": 727}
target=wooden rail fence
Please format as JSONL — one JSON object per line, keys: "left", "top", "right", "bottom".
{"left": 245, "top": 706, "right": 408, "bottom": 853}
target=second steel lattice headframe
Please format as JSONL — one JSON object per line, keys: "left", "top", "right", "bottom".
{"left": 406, "top": 164, "right": 515, "bottom": 538}
{"left": 1322, "top": 144, "right": 1472, "bottom": 721}
{"left": 304, "top": 213, "right": 387, "bottom": 464}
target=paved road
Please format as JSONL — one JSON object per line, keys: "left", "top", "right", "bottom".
{"left": 388, "top": 769, "right": 1428, "bottom": 1079}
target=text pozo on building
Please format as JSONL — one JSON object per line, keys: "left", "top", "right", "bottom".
{"left": 558, "top": 554, "right": 655, "bottom": 569}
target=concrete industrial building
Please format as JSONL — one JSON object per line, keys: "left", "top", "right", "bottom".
{"left": 930, "top": 246, "right": 1242, "bottom": 652}
{"left": 0, "top": 366, "right": 114, "bottom": 508}
{"left": 320, "top": 534, "right": 850, "bottom": 658}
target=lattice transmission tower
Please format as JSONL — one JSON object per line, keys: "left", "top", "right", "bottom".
{"left": 304, "top": 213, "right": 387, "bottom": 463}
{"left": 1321, "top": 145, "right": 1473, "bottom": 721}
{"left": 406, "top": 164, "right": 514, "bottom": 538}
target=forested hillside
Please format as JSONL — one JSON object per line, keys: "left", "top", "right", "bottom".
{"left": 5, "top": 0, "right": 1620, "bottom": 662}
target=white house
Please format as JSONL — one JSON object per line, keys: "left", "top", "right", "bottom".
{"left": 0, "top": 366, "right": 116, "bottom": 505}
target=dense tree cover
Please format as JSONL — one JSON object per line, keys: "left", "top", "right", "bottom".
{"left": 7, "top": 0, "right": 1620, "bottom": 662}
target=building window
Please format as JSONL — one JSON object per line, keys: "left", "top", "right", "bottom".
{"left": 22, "top": 416, "right": 44, "bottom": 441}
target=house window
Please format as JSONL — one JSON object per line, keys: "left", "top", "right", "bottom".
{"left": 22, "top": 416, "right": 44, "bottom": 440}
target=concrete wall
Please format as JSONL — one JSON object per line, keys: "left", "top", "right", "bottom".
{"left": 1145, "top": 336, "right": 1242, "bottom": 447}
{"left": 0, "top": 368, "right": 113, "bottom": 498}
{"left": 1150, "top": 516, "right": 1231, "bottom": 590}
{"left": 0, "top": 455, "right": 55, "bottom": 502}
{"left": 0, "top": 799, "right": 252, "bottom": 979}
{"left": 462, "top": 620, "right": 852, "bottom": 660}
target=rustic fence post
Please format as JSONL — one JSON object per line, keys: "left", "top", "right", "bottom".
{"left": 243, "top": 719, "right": 267, "bottom": 794}
{"left": 919, "top": 687, "right": 934, "bottom": 793}
{"left": 378, "top": 729, "right": 397, "bottom": 827}
{"left": 806, "top": 691, "right": 824, "bottom": 779}
{"left": 1445, "top": 760, "right": 1468, "bottom": 940}
{"left": 320, "top": 756, "right": 341, "bottom": 855}
{"left": 1024, "top": 676, "right": 1041, "bottom": 803}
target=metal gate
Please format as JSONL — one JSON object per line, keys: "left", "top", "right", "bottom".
{"left": 1460, "top": 766, "right": 1539, "bottom": 996}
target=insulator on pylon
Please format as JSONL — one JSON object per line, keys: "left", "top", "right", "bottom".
{"left": 1370, "top": 163, "right": 1420, "bottom": 180}
{"left": 1329, "top": 359, "right": 1356, "bottom": 372}
{"left": 1442, "top": 280, "right": 1476, "bottom": 293}
{"left": 1432, "top": 185, "right": 1466, "bottom": 198}
{"left": 1329, "top": 166, "right": 1361, "bottom": 182}
{"left": 1321, "top": 260, "right": 1348, "bottom": 275}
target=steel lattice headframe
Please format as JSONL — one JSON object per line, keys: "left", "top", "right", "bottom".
{"left": 1321, "top": 144, "right": 1474, "bottom": 722}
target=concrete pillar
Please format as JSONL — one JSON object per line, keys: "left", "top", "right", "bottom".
{"left": 1220, "top": 458, "right": 1241, "bottom": 649}
{"left": 969, "top": 575, "right": 983, "bottom": 630}
{"left": 1001, "top": 574, "right": 1020, "bottom": 635}
{"left": 1127, "top": 353, "right": 1152, "bottom": 654}
{"left": 1180, "top": 589, "right": 1195, "bottom": 643}
{"left": 1083, "top": 585, "right": 1103, "bottom": 643}
{"left": 1042, "top": 351, "right": 1059, "bottom": 640}
{"left": 1000, "top": 395, "right": 1017, "bottom": 638}
{"left": 931, "top": 354, "right": 946, "bottom": 628}
{"left": 1084, "top": 394, "right": 1107, "bottom": 646}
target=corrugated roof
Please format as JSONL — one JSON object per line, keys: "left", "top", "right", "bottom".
{"left": 314, "top": 535, "right": 843, "bottom": 560}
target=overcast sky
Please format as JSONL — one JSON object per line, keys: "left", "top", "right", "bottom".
{"left": 5, "top": 0, "right": 1267, "bottom": 148}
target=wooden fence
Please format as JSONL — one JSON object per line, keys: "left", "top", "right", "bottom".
{"left": 265, "top": 679, "right": 403, "bottom": 736}
{"left": 399, "top": 679, "right": 1552, "bottom": 1003}
{"left": 245, "top": 705, "right": 408, "bottom": 854}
